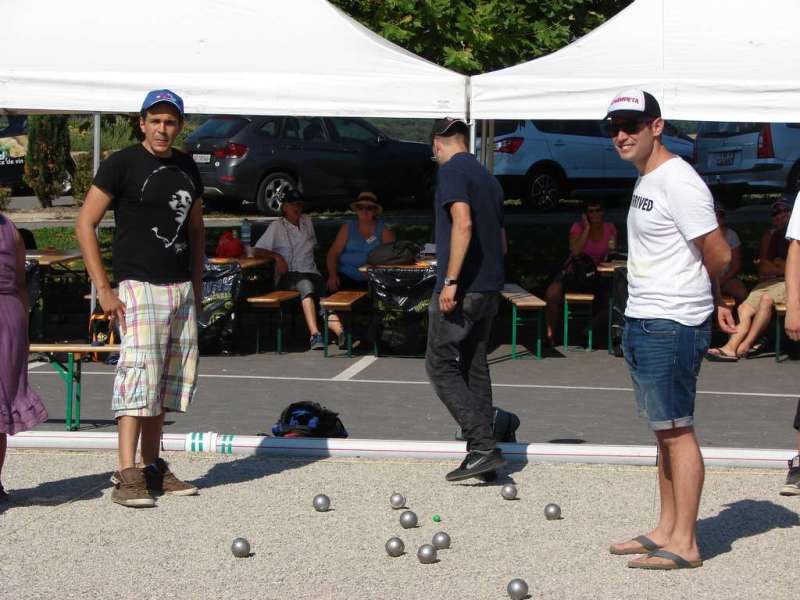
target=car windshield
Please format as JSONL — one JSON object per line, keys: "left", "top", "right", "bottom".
{"left": 192, "top": 116, "right": 249, "bottom": 139}
{"left": 697, "top": 122, "right": 762, "bottom": 138}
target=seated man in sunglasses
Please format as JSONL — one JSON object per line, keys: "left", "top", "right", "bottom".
{"left": 707, "top": 196, "right": 793, "bottom": 360}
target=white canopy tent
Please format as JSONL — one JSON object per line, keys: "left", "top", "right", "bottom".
{"left": 470, "top": 0, "right": 800, "bottom": 122}
{"left": 0, "top": 0, "right": 466, "bottom": 119}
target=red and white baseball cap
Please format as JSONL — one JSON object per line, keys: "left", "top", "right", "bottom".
{"left": 605, "top": 89, "right": 661, "bottom": 120}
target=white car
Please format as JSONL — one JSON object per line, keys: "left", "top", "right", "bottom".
{"left": 491, "top": 120, "right": 695, "bottom": 210}
{"left": 695, "top": 122, "right": 800, "bottom": 203}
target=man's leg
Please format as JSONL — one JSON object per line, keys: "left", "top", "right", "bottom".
{"left": 735, "top": 294, "right": 774, "bottom": 355}
{"left": 545, "top": 280, "right": 563, "bottom": 342}
{"left": 460, "top": 293, "right": 500, "bottom": 449}
{"left": 140, "top": 412, "right": 166, "bottom": 465}
{"left": 781, "top": 400, "right": 800, "bottom": 496}
{"left": 300, "top": 296, "right": 320, "bottom": 335}
{"left": 0, "top": 432, "right": 6, "bottom": 482}
{"left": 715, "top": 302, "right": 756, "bottom": 356}
{"left": 117, "top": 415, "right": 142, "bottom": 470}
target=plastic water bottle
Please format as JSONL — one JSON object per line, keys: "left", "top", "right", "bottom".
{"left": 241, "top": 219, "right": 252, "bottom": 247}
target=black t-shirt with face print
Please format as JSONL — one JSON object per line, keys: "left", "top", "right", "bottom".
{"left": 93, "top": 144, "right": 204, "bottom": 284}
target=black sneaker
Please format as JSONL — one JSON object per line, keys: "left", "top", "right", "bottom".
{"left": 446, "top": 449, "right": 506, "bottom": 482}
{"left": 780, "top": 455, "right": 800, "bottom": 496}
{"left": 476, "top": 470, "right": 498, "bottom": 483}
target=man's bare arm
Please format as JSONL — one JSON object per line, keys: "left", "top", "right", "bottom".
{"left": 693, "top": 227, "right": 731, "bottom": 281}
{"left": 187, "top": 198, "right": 206, "bottom": 310}
{"left": 446, "top": 201, "right": 472, "bottom": 281}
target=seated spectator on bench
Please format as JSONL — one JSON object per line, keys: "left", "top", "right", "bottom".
{"left": 715, "top": 202, "right": 747, "bottom": 304}
{"left": 545, "top": 200, "right": 617, "bottom": 343}
{"left": 707, "top": 196, "right": 792, "bottom": 361}
{"left": 253, "top": 190, "right": 342, "bottom": 350}
{"left": 326, "top": 192, "right": 395, "bottom": 292}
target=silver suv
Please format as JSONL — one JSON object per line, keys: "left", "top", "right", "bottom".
{"left": 695, "top": 122, "right": 800, "bottom": 202}
{"left": 492, "top": 119, "right": 694, "bottom": 210}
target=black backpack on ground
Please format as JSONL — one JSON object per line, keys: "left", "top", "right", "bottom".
{"left": 271, "top": 401, "right": 348, "bottom": 438}
{"left": 455, "top": 407, "right": 520, "bottom": 443}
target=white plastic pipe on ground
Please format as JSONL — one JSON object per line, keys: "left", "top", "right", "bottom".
{"left": 8, "top": 431, "right": 794, "bottom": 470}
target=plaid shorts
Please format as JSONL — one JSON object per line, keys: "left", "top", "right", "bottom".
{"left": 112, "top": 280, "right": 198, "bottom": 418}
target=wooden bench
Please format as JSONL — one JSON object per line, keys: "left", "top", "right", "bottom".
{"left": 501, "top": 284, "right": 546, "bottom": 360}
{"left": 564, "top": 292, "right": 595, "bottom": 352}
{"left": 246, "top": 291, "right": 301, "bottom": 354}
{"left": 320, "top": 291, "right": 369, "bottom": 357}
{"left": 30, "top": 343, "right": 120, "bottom": 431}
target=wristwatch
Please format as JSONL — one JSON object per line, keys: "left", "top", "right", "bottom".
{"left": 443, "top": 277, "right": 458, "bottom": 286}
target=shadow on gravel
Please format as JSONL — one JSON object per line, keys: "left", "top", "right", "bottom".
{"left": 698, "top": 499, "right": 800, "bottom": 560}
{"left": 0, "top": 471, "right": 111, "bottom": 515}
{"left": 189, "top": 454, "right": 320, "bottom": 490}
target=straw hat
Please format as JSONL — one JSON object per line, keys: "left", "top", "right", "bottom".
{"left": 350, "top": 191, "right": 383, "bottom": 214}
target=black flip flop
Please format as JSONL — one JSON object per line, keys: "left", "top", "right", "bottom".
{"left": 705, "top": 348, "right": 738, "bottom": 362}
{"left": 628, "top": 549, "right": 703, "bottom": 570}
{"left": 609, "top": 534, "right": 662, "bottom": 555}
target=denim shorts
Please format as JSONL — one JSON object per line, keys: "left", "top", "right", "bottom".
{"left": 622, "top": 316, "right": 711, "bottom": 431}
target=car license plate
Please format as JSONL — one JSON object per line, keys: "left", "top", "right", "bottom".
{"left": 192, "top": 153, "right": 211, "bottom": 164}
{"left": 715, "top": 151, "right": 736, "bottom": 167}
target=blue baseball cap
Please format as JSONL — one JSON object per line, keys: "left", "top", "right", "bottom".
{"left": 141, "top": 89, "right": 184, "bottom": 117}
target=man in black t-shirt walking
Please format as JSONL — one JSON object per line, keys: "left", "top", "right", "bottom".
{"left": 426, "top": 118, "right": 507, "bottom": 482}
{"left": 76, "top": 90, "right": 204, "bottom": 507}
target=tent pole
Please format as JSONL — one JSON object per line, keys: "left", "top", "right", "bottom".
{"left": 469, "top": 120, "right": 477, "bottom": 155}
{"left": 89, "top": 113, "right": 101, "bottom": 316}
{"left": 486, "top": 120, "right": 495, "bottom": 173}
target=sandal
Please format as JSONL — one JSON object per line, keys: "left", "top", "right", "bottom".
{"left": 609, "top": 534, "right": 662, "bottom": 555}
{"left": 628, "top": 549, "right": 703, "bottom": 570}
{"left": 705, "top": 348, "right": 738, "bottom": 362}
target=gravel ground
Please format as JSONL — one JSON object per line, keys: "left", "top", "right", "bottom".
{"left": 1, "top": 450, "right": 797, "bottom": 600}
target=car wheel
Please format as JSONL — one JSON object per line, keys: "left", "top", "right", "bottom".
{"left": 257, "top": 172, "right": 296, "bottom": 216}
{"left": 525, "top": 167, "right": 564, "bottom": 211}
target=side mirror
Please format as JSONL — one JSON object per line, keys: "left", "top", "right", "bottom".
{"left": 376, "top": 134, "right": 388, "bottom": 145}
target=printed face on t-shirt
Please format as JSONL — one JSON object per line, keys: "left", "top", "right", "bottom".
{"left": 143, "top": 165, "right": 196, "bottom": 254}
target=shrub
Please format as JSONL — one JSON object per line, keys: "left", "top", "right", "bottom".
{"left": 70, "top": 152, "right": 94, "bottom": 206}
{"left": 0, "top": 186, "right": 11, "bottom": 211}
{"left": 23, "top": 115, "right": 72, "bottom": 208}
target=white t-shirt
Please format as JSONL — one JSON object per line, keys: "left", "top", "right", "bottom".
{"left": 785, "top": 192, "right": 800, "bottom": 240}
{"left": 255, "top": 214, "right": 319, "bottom": 276}
{"left": 625, "top": 157, "right": 718, "bottom": 326}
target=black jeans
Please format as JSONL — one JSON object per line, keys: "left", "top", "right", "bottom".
{"left": 425, "top": 291, "right": 500, "bottom": 452}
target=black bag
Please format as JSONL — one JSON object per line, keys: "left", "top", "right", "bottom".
{"left": 610, "top": 265, "right": 628, "bottom": 357}
{"left": 367, "top": 241, "right": 419, "bottom": 266}
{"left": 455, "top": 407, "right": 520, "bottom": 443}
{"left": 561, "top": 253, "right": 597, "bottom": 294}
{"left": 272, "top": 401, "right": 348, "bottom": 438}
{"left": 198, "top": 262, "right": 243, "bottom": 354}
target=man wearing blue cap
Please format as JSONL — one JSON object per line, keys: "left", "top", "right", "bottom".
{"left": 76, "top": 89, "right": 204, "bottom": 507}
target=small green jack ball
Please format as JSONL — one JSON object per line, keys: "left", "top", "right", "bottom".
{"left": 432, "top": 514, "right": 441, "bottom": 522}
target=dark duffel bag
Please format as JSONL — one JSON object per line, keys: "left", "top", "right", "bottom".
{"left": 367, "top": 241, "right": 419, "bottom": 266}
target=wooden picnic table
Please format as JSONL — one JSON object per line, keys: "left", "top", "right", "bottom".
{"left": 30, "top": 343, "right": 120, "bottom": 431}
{"left": 208, "top": 256, "right": 272, "bottom": 269}
{"left": 357, "top": 260, "right": 434, "bottom": 273}
{"left": 26, "top": 248, "right": 83, "bottom": 267}
{"left": 597, "top": 260, "right": 627, "bottom": 275}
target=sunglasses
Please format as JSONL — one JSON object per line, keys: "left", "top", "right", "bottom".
{"left": 354, "top": 204, "right": 378, "bottom": 212}
{"left": 608, "top": 119, "right": 652, "bottom": 136}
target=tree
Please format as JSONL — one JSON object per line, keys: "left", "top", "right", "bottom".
{"left": 24, "top": 115, "right": 72, "bottom": 208}
{"left": 333, "top": 0, "right": 633, "bottom": 74}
